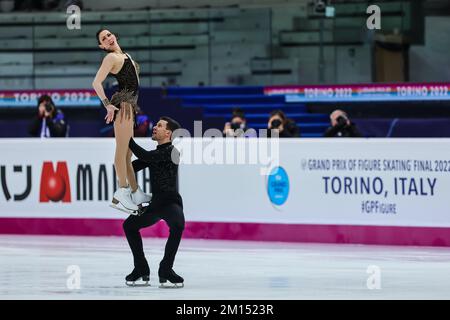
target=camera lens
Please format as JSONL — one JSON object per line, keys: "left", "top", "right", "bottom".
{"left": 230, "top": 122, "right": 242, "bottom": 130}
{"left": 45, "top": 102, "right": 54, "bottom": 113}
{"left": 271, "top": 119, "right": 282, "bottom": 129}
{"left": 336, "top": 116, "right": 347, "bottom": 127}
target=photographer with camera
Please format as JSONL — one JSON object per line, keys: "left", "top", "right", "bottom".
{"left": 267, "top": 110, "right": 300, "bottom": 138}
{"left": 28, "top": 95, "right": 68, "bottom": 138}
{"left": 223, "top": 107, "right": 256, "bottom": 137}
{"left": 323, "top": 109, "right": 361, "bottom": 138}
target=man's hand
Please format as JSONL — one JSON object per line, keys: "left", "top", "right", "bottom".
{"left": 105, "top": 104, "right": 119, "bottom": 124}
{"left": 331, "top": 112, "right": 349, "bottom": 128}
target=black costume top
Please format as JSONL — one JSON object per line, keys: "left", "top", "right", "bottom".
{"left": 323, "top": 123, "right": 362, "bottom": 138}
{"left": 129, "top": 138, "right": 182, "bottom": 207}
{"left": 110, "top": 53, "right": 140, "bottom": 111}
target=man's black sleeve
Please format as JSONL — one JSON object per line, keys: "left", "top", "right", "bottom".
{"left": 349, "top": 124, "right": 362, "bottom": 137}
{"left": 324, "top": 126, "right": 339, "bottom": 137}
{"left": 129, "top": 138, "right": 167, "bottom": 163}
{"left": 132, "top": 159, "right": 149, "bottom": 173}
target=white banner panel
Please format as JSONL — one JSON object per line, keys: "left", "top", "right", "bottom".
{"left": 1, "top": 138, "right": 449, "bottom": 227}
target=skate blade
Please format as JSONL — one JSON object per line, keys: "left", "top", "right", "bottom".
{"left": 159, "top": 282, "right": 184, "bottom": 289}
{"left": 109, "top": 203, "right": 139, "bottom": 216}
{"left": 126, "top": 280, "right": 151, "bottom": 287}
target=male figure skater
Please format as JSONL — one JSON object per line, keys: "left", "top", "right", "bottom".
{"left": 123, "top": 116, "right": 185, "bottom": 288}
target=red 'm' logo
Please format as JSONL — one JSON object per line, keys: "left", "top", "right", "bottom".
{"left": 39, "top": 162, "right": 71, "bottom": 202}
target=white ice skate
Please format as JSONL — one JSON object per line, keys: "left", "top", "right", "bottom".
{"left": 131, "top": 186, "right": 152, "bottom": 208}
{"left": 110, "top": 187, "right": 141, "bottom": 215}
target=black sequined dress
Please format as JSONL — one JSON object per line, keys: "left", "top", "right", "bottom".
{"left": 110, "top": 53, "right": 140, "bottom": 121}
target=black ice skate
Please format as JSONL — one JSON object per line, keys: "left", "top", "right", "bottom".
{"left": 125, "top": 267, "right": 150, "bottom": 287}
{"left": 159, "top": 268, "right": 184, "bottom": 288}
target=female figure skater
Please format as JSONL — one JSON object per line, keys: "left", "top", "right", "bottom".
{"left": 92, "top": 29, "right": 151, "bottom": 214}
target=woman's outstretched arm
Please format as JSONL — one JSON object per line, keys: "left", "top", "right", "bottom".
{"left": 92, "top": 54, "right": 118, "bottom": 124}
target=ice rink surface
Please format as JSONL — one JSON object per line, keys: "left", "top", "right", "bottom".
{"left": 1, "top": 235, "right": 450, "bottom": 300}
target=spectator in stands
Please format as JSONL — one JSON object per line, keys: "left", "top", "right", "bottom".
{"left": 102, "top": 106, "right": 152, "bottom": 138}
{"left": 28, "top": 95, "right": 68, "bottom": 138}
{"left": 223, "top": 107, "right": 256, "bottom": 137}
{"left": 134, "top": 106, "right": 153, "bottom": 137}
{"left": 323, "top": 109, "right": 362, "bottom": 138}
{"left": 267, "top": 110, "right": 300, "bottom": 138}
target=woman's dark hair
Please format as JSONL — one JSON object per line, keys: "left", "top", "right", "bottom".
{"left": 37, "top": 94, "right": 52, "bottom": 106}
{"left": 270, "top": 109, "right": 287, "bottom": 123}
{"left": 96, "top": 28, "right": 120, "bottom": 51}
{"left": 285, "top": 118, "right": 300, "bottom": 137}
{"left": 96, "top": 28, "right": 107, "bottom": 45}
{"left": 37, "top": 94, "right": 56, "bottom": 117}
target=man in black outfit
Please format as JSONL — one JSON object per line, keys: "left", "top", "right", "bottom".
{"left": 123, "top": 116, "right": 185, "bottom": 288}
{"left": 323, "top": 109, "right": 362, "bottom": 138}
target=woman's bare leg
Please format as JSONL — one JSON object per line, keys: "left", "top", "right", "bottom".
{"left": 127, "top": 148, "right": 138, "bottom": 192}
{"left": 114, "top": 102, "right": 135, "bottom": 189}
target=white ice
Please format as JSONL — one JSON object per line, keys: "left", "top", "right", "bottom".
{"left": 1, "top": 235, "right": 450, "bottom": 299}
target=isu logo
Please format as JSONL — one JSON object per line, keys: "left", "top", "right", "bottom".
{"left": 39, "top": 161, "right": 71, "bottom": 202}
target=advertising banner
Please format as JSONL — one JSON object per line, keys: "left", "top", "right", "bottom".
{"left": 0, "top": 89, "right": 99, "bottom": 107}
{"left": 1, "top": 138, "right": 449, "bottom": 229}
{"left": 264, "top": 83, "right": 450, "bottom": 102}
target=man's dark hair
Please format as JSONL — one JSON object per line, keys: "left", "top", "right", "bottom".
{"left": 231, "top": 107, "right": 245, "bottom": 121}
{"left": 160, "top": 116, "right": 181, "bottom": 133}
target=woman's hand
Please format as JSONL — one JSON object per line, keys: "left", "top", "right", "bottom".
{"left": 38, "top": 103, "right": 46, "bottom": 117}
{"left": 223, "top": 122, "right": 233, "bottom": 136}
{"left": 105, "top": 104, "right": 119, "bottom": 124}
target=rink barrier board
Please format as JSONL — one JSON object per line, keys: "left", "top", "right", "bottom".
{"left": 1, "top": 218, "right": 450, "bottom": 246}
{"left": 2, "top": 138, "right": 450, "bottom": 246}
